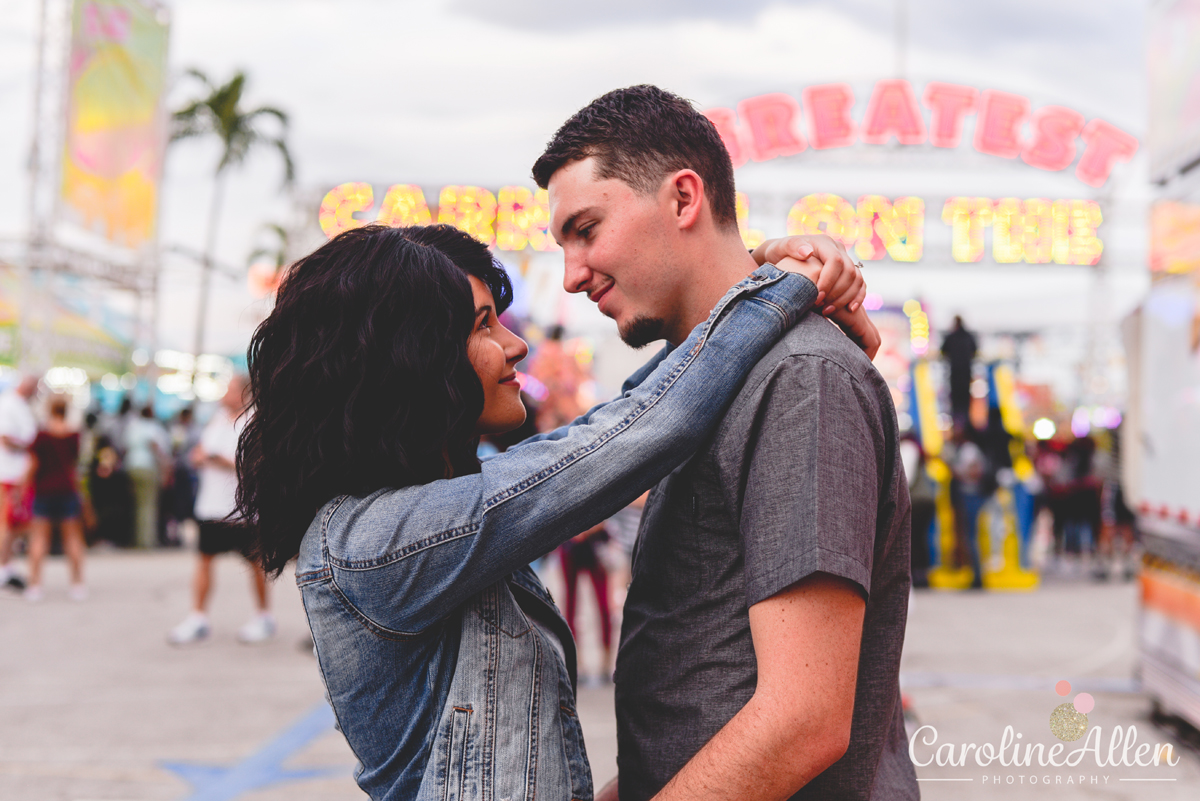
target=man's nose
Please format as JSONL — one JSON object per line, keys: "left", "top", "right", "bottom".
{"left": 562, "top": 249, "right": 590, "bottom": 294}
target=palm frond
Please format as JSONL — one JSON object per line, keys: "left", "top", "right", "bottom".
{"left": 182, "top": 67, "right": 215, "bottom": 90}
{"left": 246, "top": 106, "right": 289, "bottom": 128}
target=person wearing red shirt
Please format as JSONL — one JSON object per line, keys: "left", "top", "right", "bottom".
{"left": 25, "top": 395, "right": 86, "bottom": 602}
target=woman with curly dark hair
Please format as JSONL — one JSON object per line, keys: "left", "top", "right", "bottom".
{"left": 236, "top": 223, "right": 858, "bottom": 801}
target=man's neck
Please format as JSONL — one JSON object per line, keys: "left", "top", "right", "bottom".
{"left": 665, "top": 232, "right": 761, "bottom": 345}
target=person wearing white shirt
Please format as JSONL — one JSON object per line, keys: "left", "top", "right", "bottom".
{"left": 0, "top": 375, "right": 39, "bottom": 589}
{"left": 168, "top": 375, "right": 273, "bottom": 645}
{"left": 123, "top": 406, "right": 170, "bottom": 548}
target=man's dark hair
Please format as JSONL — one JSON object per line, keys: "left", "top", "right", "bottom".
{"left": 532, "top": 85, "right": 737, "bottom": 229}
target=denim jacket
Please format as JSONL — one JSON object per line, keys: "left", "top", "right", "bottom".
{"left": 295, "top": 265, "right": 818, "bottom": 801}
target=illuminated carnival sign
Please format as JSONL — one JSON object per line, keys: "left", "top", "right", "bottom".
{"left": 320, "top": 183, "right": 1104, "bottom": 266}
{"left": 702, "top": 80, "right": 1138, "bottom": 188}
{"left": 318, "top": 183, "right": 559, "bottom": 251}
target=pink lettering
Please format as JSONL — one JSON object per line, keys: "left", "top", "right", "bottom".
{"left": 975, "top": 90, "right": 1030, "bottom": 159}
{"left": 862, "top": 80, "right": 926, "bottom": 145}
{"left": 1022, "top": 106, "right": 1085, "bottom": 172}
{"left": 923, "top": 83, "right": 977, "bottom": 148}
{"left": 737, "top": 93, "right": 806, "bottom": 161}
{"left": 702, "top": 107, "right": 748, "bottom": 168}
{"left": 1075, "top": 119, "right": 1138, "bottom": 187}
{"left": 803, "top": 84, "right": 855, "bottom": 149}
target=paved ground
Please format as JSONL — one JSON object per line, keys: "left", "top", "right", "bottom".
{"left": 1, "top": 550, "right": 1198, "bottom": 800}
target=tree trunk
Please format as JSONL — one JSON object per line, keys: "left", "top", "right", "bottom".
{"left": 193, "top": 170, "right": 226, "bottom": 377}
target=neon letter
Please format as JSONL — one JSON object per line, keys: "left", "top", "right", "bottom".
{"left": 862, "top": 80, "right": 926, "bottom": 145}
{"left": 863, "top": 196, "right": 924, "bottom": 262}
{"left": 1020, "top": 198, "right": 1054, "bottom": 263}
{"left": 942, "top": 197, "right": 994, "bottom": 262}
{"left": 438, "top": 186, "right": 498, "bottom": 246}
{"left": 1052, "top": 199, "right": 1103, "bottom": 265}
{"left": 736, "top": 192, "right": 765, "bottom": 250}
{"left": 1022, "top": 106, "right": 1085, "bottom": 172}
{"left": 497, "top": 186, "right": 559, "bottom": 252}
{"left": 855, "top": 196, "right": 890, "bottom": 261}
{"left": 702, "top": 107, "right": 748, "bottom": 168}
{"left": 786, "top": 194, "right": 862, "bottom": 248}
{"left": 376, "top": 184, "right": 432, "bottom": 227}
{"left": 737, "top": 93, "right": 806, "bottom": 161}
{"left": 803, "top": 84, "right": 855, "bottom": 149}
{"left": 1075, "top": 119, "right": 1138, "bottom": 187}
{"left": 991, "top": 198, "right": 1025, "bottom": 263}
{"left": 923, "top": 83, "right": 977, "bottom": 148}
{"left": 318, "top": 182, "right": 373, "bottom": 239}
{"left": 975, "top": 90, "right": 1030, "bottom": 159}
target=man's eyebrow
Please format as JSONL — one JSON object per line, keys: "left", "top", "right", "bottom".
{"left": 559, "top": 207, "right": 592, "bottom": 239}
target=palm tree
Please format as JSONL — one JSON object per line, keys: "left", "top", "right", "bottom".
{"left": 247, "top": 222, "right": 290, "bottom": 272}
{"left": 170, "top": 69, "right": 294, "bottom": 362}
{"left": 247, "top": 222, "right": 290, "bottom": 298}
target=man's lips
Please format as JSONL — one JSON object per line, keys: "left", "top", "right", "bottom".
{"left": 588, "top": 283, "right": 613, "bottom": 313}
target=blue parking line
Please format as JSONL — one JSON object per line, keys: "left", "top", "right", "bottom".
{"left": 161, "top": 702, "right": 349, "bottom": 800}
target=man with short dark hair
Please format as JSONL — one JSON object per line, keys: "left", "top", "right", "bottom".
{"left": 534, "top": 85, "right": 917, "bottom": 801}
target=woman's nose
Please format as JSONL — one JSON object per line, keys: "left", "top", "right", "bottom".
{"left": 508, "top": 335, "right": 529, "bottom": 364}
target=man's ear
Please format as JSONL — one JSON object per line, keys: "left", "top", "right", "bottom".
{"left": 667, "top": 169, "right": 705, "bottom": 231}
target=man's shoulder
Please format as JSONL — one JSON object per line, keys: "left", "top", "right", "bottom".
{"left": 711, "top": 312, "right": 893, "bottom": 455}
{"left": 749, "top": 312, "right": 881, "bottom": 390}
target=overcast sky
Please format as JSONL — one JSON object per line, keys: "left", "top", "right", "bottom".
{"left": 0, "top": 0, "right": 1149, "bottom": 357}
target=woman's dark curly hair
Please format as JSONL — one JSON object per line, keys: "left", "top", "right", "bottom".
{"left": 236, "top": 223, "right": 513, "bottom": 576}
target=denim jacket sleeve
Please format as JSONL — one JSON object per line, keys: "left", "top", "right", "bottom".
{"left": 322, "top": 265, "right": 817, "bottom": 635}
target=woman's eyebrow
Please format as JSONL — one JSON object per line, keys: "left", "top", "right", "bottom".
{"left": 475, "top": 304, "right": 493, "bottom": 318}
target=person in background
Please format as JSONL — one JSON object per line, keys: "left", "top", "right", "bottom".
{"left": 941, "top": 315, "right": 977, "bottom": 430}
{"left": 1060, "top": 434, "right": 1101, "bottom": 569}
{"left": 168, "top": 406, "right": 200, "bottom": 544}
{"left": 124, "top": 405, "right": 170, "bottom": 549}
{"left": 84, "top": 437, "right": 135, "bottom": 547}
{"left": 558, "top": 520, "right": 613, "bottom": 683}
{"left": 105, "top": 397, "right": 134, "bottom": 459}
{"left": 0, "top": 374, "right": 38, "bottom": 590}
{"left": 900, "top": 435, "right": 935, "bottom": 589}
{"left": 168, "top": 375, "right": 273, "bottom": 645}
{"left": 528, "top": 324, "right": 590, "bottom": 431}
{"left": 25, "top": 395, "right": 87, "bottom": 602}
{"left": 947, "top": 422, "right": 988, "bottom": 589}
{"left": 1093, "top": 425, "right": 1137, "bottom": 581}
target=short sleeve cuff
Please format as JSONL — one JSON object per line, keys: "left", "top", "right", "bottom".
{"left": 747, "top": 545, "right": 871, "bottom": 608}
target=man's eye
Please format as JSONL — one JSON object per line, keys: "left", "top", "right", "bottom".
{"left": 579, "top": 225, "right": 594, "bottom": 240}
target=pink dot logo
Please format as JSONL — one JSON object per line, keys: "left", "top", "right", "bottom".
{"left": 1050, "top": 680, "right": 1095, "bottom": 741}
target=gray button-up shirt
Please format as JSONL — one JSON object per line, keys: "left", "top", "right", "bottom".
{"left": 616, "top": 312, "right": 918, "bottom": 801}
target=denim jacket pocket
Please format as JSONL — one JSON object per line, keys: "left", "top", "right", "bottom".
{"left": 434, "top": 704, "right": 474, "bottom": 801}
{"left": 475, "top": 580, "right": 532, "bottom": 638}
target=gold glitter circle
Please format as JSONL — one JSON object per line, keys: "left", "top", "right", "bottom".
{"left": 1050, "top": 703, "right": 1088, "bottom": 741}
